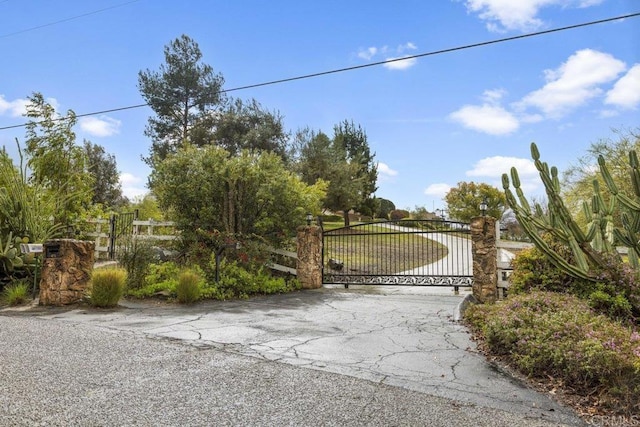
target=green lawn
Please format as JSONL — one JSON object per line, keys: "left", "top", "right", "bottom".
{"left": 323, "top": 224, "right": 449, "bottom": 275}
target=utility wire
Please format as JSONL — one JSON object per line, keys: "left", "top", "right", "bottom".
{"left": 1, "top": 11, "right": 638, "bottom": 132}
{"left": 0, "top": 0, "right": 142, "bottom": 39}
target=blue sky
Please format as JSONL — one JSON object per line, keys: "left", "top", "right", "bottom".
{"left": 0, "top": 0, "right": 638, "bottom": 212}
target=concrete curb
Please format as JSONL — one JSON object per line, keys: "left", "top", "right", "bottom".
{"left": 453, "top": 292, "right": 476, "bottom": 322}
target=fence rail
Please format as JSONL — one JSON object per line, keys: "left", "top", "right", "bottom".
{"left": 85, "top": 218, "right": 178, "bottom": 258}
{"left": 265, "top": 247, "right": 297, "bottom": 275}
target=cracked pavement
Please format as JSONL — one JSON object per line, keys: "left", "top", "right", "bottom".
{"left": 2, "top": 285, "right": 586, "bottom": 426}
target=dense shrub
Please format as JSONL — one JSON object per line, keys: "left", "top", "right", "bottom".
{"left": 510, "top": 245, "right": 639, "bottom": 324}
{"left": 210, "top": 260, "right": 300, "bottom": 299}
{"left": 465, "top": 291, "right": 640, "bottom": 414}
{"left": 118, "top": 240, "right": 157, "bottom": 289}
{"left": 389, "top": 209, "right": 410, "bottom": 221}
{"left": 176, "top": 269, "right": 202, "bottom": 304}
{"left": 1, "top": 281, "right": 30, "bottom": 306}
{"left": 90, "top": 268, "right": 127, "bottom": 308}
{"left": 126, "top": 261, "right": 181, "bottom": 298}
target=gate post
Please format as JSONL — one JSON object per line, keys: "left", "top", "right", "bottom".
{"left": 470, "top": 216, "right": 498, "bottom": 303}
{"left": 296, "top": 224, "right": 323, "bottom": 289}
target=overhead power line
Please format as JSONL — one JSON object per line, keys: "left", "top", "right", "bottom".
{"left": 1, "top": 11, "right": 638, "bottom": 132}
{"left": 0, "top": 0, "right": 142, "bottom": 39}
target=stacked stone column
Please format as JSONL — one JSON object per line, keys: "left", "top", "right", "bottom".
{"left": 296, "top": 225, "right": 323, "bottom": 289}
{"left": 470, "top": 216, "right": 498, "bottom": 303}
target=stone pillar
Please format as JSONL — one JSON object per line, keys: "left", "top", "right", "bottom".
{"left": 296, "top": 225, "right": 323, "bottom": 289}
{"left": 470, "top": 216, "right": 497, "bottom": 303}
{"left": 39, "top": 239, "right": 95, "bottom": 306}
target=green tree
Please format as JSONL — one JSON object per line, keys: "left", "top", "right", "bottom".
{"left": 294, "top": 123, "right": 378, "bottom": 226}
{"left": 294, "top": 129, "right": 334, "bottom": 184}
{"left": 83, "top": 141, "right": 126, "bottom": 208}
{"left": 23, "top": 93, "right": 93, "bottom": 224}
{"left": 563, "top": 128, "right": 639, "bottom": 227}
{"left": 332, "top": 121, "right": 378, "bottom": 221}
{"left": 445, "top": 181, "right": 505, "bottom": 222}
{"left": 130, "top": 194, "right": 164, "bottom": 221}
{"left": 212, "top": 98, "right": 289, "bottom": 159}
{"left": 375, "top": 197, "right": 395, "bottom": 219}
{"left": 151, "top": 144, "right": 326, "bottom": 245}
{"left": 138, "top": 34, "right": 225, "bottom": 168}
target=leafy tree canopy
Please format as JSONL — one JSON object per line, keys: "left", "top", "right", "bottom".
{"left": 293, "top": 122, "right": 378, "bottom": 225}
{"left": 212, "top": 98, "right": 289, "bottom": 159}
{"left": 23, "top": 92, "right": 93, "bottom": 224}
{"left": 445, "top": 181, "right": 505, "bottom": 222}
{"left": 151, "top": 144, "right": 326, "bottom": 245}
{"left": 83, "top": 141, "right": 127, "bottom": 208}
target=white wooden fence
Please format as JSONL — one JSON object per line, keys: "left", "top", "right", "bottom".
{"left": 85, "top": 218, "right": 178, "bottom": 258}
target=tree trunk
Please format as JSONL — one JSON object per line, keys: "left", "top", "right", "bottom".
{"left": 343, "top": 210, "right": 350, "bottom": 227}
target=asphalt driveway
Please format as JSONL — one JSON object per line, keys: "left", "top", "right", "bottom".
{"left": 0, "top": 286, "right": 586, "bottom": 426}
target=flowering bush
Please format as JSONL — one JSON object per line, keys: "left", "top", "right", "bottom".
{"left": 465, "top": 291, "right": 640, "bottom": 414}
{"left": 510, "top": 246, "right": 639, "bottom": 324}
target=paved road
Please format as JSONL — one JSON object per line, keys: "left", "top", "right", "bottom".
{"left": 378, "top": 223, "right": 473, "bottom": 277}
{"left": 1, "top": 287, "right": 586, "bottom": 426}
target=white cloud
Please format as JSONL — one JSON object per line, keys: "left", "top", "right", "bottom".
{"left": 462, "top": 0, "right": 605, "bottom": 32}
{"left": 79, "top": 115, "right": 121, "bottom": 137}
{"left": 119, "top": 172, "right": 147, "bottom": 199}
{"left": 357, "top": 42, "right": 418, "bottom": 70}
{"left": 0, "top": 95, "right": 28, "bottom": 117}
{"left": 467, "top": 156, "right": 542, "bottom": 194}
{"left": 518, "top": 49, "right": 626, "bottom": 118}
{"left": 424, "top": 183, "right": 452, "bottom": 198}
{"left": 377, "top": 162, "right": 398, "bottom": 177}
{"left": 357, "top": 47, "right": 378, "bottom": 60}
{"left": 383, "top": 57, "right": 417, "bottom": 70}
{"left": 467, "top": 156, "right": 537, "bottom": 178}
{"left": 449, "top": 103, "right": 519, "bottom": 135}
{"left": 605, "top": 64, "right": 640, "bottom": 110}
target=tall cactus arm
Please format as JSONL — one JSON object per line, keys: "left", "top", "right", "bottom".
{"left": 517, "top": 205, "right": 594, "bottom": 280}
{"left": 503, "top": 171, "right": 594, "bottom": 280}
{"left": 599, "top": 154, "right": 640, "bottom": 211}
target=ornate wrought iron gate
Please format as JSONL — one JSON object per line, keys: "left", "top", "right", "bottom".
{"left": 322, "top": 219, "right": 473, "bottom": 287}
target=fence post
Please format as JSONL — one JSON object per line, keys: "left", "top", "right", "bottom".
{"left": 108, "top": 214, "right": 117, "bottom": 260}
{"left": 471, "top": 216, "right": 498, "bottom": 303}
{"left": 296, "top": 224, "right": 323, "bottom": 289}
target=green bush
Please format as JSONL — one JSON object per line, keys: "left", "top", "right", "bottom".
{"left": 90, "top": 268, "right": 127, "bottom": 308}
{"left": 510, "top": 246, "right": 639, "bottom": 324}
{"left": 176, "top": 269, "right": 202, "bottom": 304}
{"left": 1, "top": 281, "right": 30, "bottom": 306}
{"left": 211, "top": 260, "right": 300, "bottom": 299}
{"left": 118, "top": 240, "right": 157, "bottom": 289}
{"left": 465, "top": 291, "right": 640, "bottom": 414}
{"left": 125, "top": 261, "right": 181, "bottom": 298}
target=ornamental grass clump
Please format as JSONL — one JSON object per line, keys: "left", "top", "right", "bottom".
{"left": 465, "top": 291, "right": 640, "bottom": 415}
{"left": 176, "top": 269, "right": 201, "bottom": 304}
{"left": 90, "top": 268, "right": 127, "bottom": 308}
{"left": 1, "top": 281, "right": 30, "bottom": 306}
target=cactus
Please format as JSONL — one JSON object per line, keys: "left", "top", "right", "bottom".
{"left": 599, "top": 151, "right": 640, "bottom": 268}
{"left": 503, "top": 143, "right": 619, "bottom": 281}
{"left": 0, "top": 232, "right": 24, "bottom": 275}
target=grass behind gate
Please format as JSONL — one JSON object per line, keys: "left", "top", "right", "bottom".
{"left": 324, "top": 225, "right": 450, "bottom": 275}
